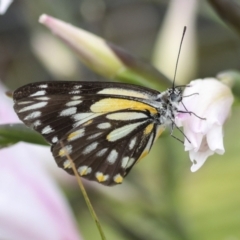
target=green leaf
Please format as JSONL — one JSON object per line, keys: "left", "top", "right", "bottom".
{"left": 108, "top": 43, "right": 172, "bottom": 90}
{"left": 0, "top": 124, "right": 49, "bottom": 147}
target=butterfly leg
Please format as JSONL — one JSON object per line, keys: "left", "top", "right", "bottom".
{"left": 170, "top": 120, "right": 191, "bottom": 144}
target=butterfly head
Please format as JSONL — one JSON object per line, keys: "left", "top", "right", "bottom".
{"left": 168, "top": 87, "right": 182, "bottom": 103}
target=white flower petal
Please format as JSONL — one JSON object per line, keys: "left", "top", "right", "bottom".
{"left": 0, "top": 143, "right": 82, "bottom": 240}
{"left": 183, "top": 124, "right": 203, "bottom": 150}
{"left": 0, "top": 83, "right": 76, "bottom": 185}
{"left": 206, "top": 125, "right": 225, "bottom": 154}
{"left": 0, "top": 82, "right": 81, "bottom": 239}
{"left": 190, "top": 146, "right": 214, "bottom": 172}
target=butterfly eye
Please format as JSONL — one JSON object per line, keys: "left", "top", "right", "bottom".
{"left": 169, "top": 89, "right": 182, "bottom": 102}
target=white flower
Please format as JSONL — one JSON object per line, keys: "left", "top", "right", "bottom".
{"left": 176, "top": 78, "right": 234, "bottom": 172}
{"left": 0, "top": 83, "right": 76, "bottom": 185}
{"left": 0, "top": 144, "right": 82, "bottom": 240}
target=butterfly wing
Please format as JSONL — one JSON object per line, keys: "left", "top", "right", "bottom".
{"left": 52, "top": 110, "right": 163, "bottom": 185}
{"left": 13, "top": 81, "right": 164, "bottom": 185}
{"left": 13, "top": 81, "right": 160, "bottom": 99}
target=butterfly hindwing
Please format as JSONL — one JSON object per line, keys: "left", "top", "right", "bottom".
{"left": 52, "top": 110, "right": 157, "bottom": 186}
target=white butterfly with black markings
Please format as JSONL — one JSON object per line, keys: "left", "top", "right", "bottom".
{"left": 13, "top": 81, "right": 183, "bottom": 186}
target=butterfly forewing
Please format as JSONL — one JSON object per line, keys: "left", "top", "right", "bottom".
{"left": 13, "top": 81, "right": 160, "bottom": 99}
{"left": 13, "top": 81, "right": 162, "bottom": 185}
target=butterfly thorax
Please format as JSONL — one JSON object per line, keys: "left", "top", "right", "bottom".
{"left": 155, "top": 88, "right": 182, "bottom": 126}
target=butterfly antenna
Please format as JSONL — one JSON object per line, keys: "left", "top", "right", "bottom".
{"left": 172, "top": 26, "right": 187, "bottom": 89}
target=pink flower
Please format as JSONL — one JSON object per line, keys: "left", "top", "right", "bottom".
{"left": 0, "top": 83, "right": 82, "bottom": 239}
{"left": 176, "top": 78, "right": 234, "bottom": 171}
{"left": 0, "top": 145, "right": 82, "bottom": 240}
{"left": 0, "top": 83, "right": 76, "bottom": 184}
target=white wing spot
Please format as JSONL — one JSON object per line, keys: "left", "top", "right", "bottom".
{"left": 82, "top": 142, "right": 98, "bottom": 155}
{"left": 30, "top": 90, "right": 46, "bottom": 97}
{"left": 126, "top": 158, "right": 135, "bottom": 168}
{"left": 87, "top": 132, "right": 102, "bottom": 140}
{"left": 69, "top": 90, "right": 81, "bottom": 94}
{"left": 19, "top": 102, "right": 48, "bottom": 112}
{"left": 41, "top": 125, "right": 54, "bottom": 134}
{"left": 73, "top": 85, "right": 82, "bottom": 89}
{"left": 107, "top": 149, "right": 118, "bottom": 164}
{"left": 96, "top": 148, "right": 108, "bottom": 157}
{"left": 59, "top": 145, "right": 72, "bottom": 157}
{"left": 97, "top": 122, "right": 111, "bottom": 129}
{"left": 71, "top": 96, "right": 82, "bottom": 100}
{"left": 113, "top": 174, "right": 123, "bottom": 183}
{"left": 121, "top": 156, "right": 129, "bottom": 168}
{"left": 33, "top": 120, "right": 41, "bottom": 127}
{"left": 107, "top": 121, "right": 145, "bottom": 142}
{"left": 95, "top": 172, "right": 109, "bottom": 182}
{"left": 141, "top": 133, "right": 154, "bottom": 157}
{"left": 106, "top": 112, "right": 147, "bottom": 121}
{"left": 65, "top": 100, "right": 82, "bottom": 107}
{"left": 72, "top": 113, "right": 94, "bottom": 122}
{"left": 78, "top": 166, "right": 92, "bottom": 176}
{"left": 24, "top": 111, "right": 41, "bottom": 120}
{"left": 59, "top": 107, "right": 77, "bottom": 116}
{"left": 129, "top": 137, "right": 137, "bottom": 150}
{"left": 18, "top": 101, "right": 34, "bottom": 105}
{"left": 39, "top": 84, "right": 48, "bottom": 88}
{"left": 72, "top": 113, "right": 102, "bottom": 127}
{"left": 97, "top": 88, "right": 149, "bottom": 98}
{"left": 52, "top": 136, "right": 58, "bottom": 143}
{"left": 63, "top": 160, "right": 72, "bottom": 169}
{"left": 67, "top": 129, "right": 85, "bottom": 142}
{"left": 35, "top": 97, "right": 50, "bottom": 100}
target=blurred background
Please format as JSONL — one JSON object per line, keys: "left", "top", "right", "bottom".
{"left": 1, "top": 0, "right": 240, "bottom": 239}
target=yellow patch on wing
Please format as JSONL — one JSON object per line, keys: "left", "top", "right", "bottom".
{"left": 90, "top": 98, "right": 157, "bottom": 114}
{"left": 67, "top": 129, "right": 84, "bottom": 141}
{"left": 58, "top": 145, "right": 72, "bottom": 157}
{"left": 96, "top": 172, "right": 109, "bottom": 182}
{"left": 137, "top": 133, "right": 154, "bottom": 163}
{"left": 59, "top": 148, "right": 67, "bottom": 157}
{"left": 154, "top": 125, "right": 165, "bottom": 142}
{"left": 114, "top": 174, "right": 123, "bottom": 183}
{"left": 78, "top": 166, "right": 91, "bottom": 176}
{"left": 67, "top": 132, "right": 78, "bottom": 141}
{"left": 138, "top": 150, "right": 149, "bottom": 161}
{"left": 63, "top": 160, "right": 72, "bottom": 169}
{"left": 97, "top": 88, "right": 150, "bottom": 99}
{"left": 83, "top": 119, "right": 93, "bottom": 126}
{"left": 144, "top": 123, "right": 154, "bottom": 135}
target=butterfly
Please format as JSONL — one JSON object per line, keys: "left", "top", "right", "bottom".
{"left": 13, "top": 81, "right": 183, "bottom": 186}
